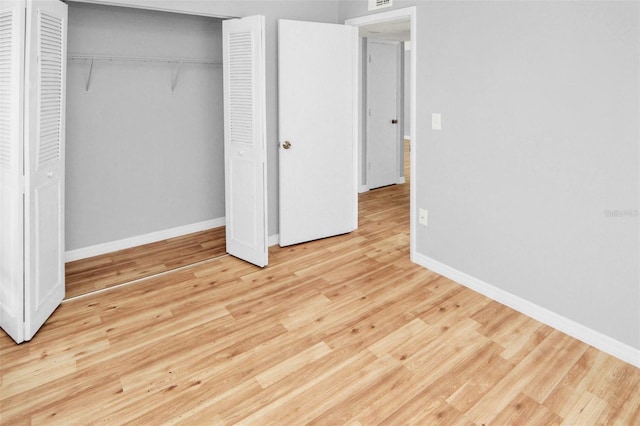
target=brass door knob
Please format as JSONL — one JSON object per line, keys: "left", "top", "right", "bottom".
{"left": 282, "top": 141, "right": 292, "bottom": 149}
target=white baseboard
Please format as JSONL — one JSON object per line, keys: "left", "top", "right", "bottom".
{"left": 65, "top": 217, "right": 226, "bottom": 262}
{"left": 359, "top": 185, "right": 370, "bottom": 193}
{"left": 404, "top": 135, "right": 411, "bottom": 141}
{"left": 396, "top": 176, "right": 406, "bottom": 184}
{"left": 268, "top": 234, "right": 280, "bottom": 247}
{"left": 412, "top": 252, "right": 640, "bottom": 368}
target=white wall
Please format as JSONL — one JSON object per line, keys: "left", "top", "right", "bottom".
{"left": 340, "top": 0, "right": 640, "bottom": 355}
{"left": 66, "top": 2, "right": 224, "bottom": 250}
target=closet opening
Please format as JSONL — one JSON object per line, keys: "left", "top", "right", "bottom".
{"left": 63, "top": 1, "right": 232, "bottom": 299}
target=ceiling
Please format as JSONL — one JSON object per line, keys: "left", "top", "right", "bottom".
{"left": 358, "top": 17, "right": 411, "bottom": 42}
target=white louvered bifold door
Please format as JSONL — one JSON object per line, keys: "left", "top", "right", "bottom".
{"left": 23, "top": 0, "right": 67, "bottom": 341}
{"left": 222, "top": 16, "right": 268, "bottom": 267}
{"left": 0, "top": 0, "right": 26, "bottom": 344}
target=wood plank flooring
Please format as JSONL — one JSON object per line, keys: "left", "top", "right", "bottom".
{"left": 65, "top": 226, "right": 227, "bottom": 299}
{"left": 2, "top": 142, "right": 639, "bottom": 424}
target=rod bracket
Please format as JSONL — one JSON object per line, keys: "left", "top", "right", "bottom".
{"left": 85, "top": 59, "right": 94, "bottom": 92}
{"left": 171, "top": 62, "right": 183, "bottom": 93}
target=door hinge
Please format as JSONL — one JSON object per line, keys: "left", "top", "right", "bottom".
{"left": 368, "top": 54, "right": 372, "bottom": 63}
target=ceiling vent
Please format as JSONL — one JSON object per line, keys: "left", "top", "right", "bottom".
{"left": 368, "top": 0, "right": 393, "bottom": 11}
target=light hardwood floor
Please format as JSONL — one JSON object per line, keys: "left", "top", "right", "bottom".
{"left": 2, "top": 143, "right": 639, "bottom": 424}
{"left": 65, "top": 227, "right": 227, "bottom": 299}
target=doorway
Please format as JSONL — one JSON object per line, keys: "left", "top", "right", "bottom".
{"left": 365, "top": 38, "right": 404, "bottom": 190}
{"left": 346, "top": 6, "right": 417, "bottom": 257}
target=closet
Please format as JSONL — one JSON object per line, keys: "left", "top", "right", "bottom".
{"left": 1, "top": 0, "right": 269, "bottom": 343}
{"left": 65, "top": 2, "right": 225, "bottom": 263}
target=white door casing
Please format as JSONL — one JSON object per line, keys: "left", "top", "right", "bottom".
{"left": 278, "top": 19, "right": 358, "bottom": 247}
{"left": 223, "top": 15, "right": 268, "bottom": 267}
{"left": 0, "top": 0, "right": 26, "bottom": 344}
{"left": 366, "top": 39, "right": 401, "bottom": 190}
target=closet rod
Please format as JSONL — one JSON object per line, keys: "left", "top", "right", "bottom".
{"left": 68, "top": 54, "right": 221, "bottom": 65}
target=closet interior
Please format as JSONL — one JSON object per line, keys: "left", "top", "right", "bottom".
{"left": 64, "top": 2, "right": 227, "bottom": 298}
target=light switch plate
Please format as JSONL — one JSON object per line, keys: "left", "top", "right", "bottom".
{"left": 432, "top": 113, "right": 442, "bottom": 131}
{"left": 419, "top": 208, "right": 428, "bottom": 226}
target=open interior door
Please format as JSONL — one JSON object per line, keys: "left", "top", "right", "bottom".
{"left": 23, "top": 0, "right": 67, "bottom": 341}
{"left": 223, "top": 16, "right": 268, "bottom": 267}
{"left": 0, "top": 0, "right": 26, "bottom": 344}
{"left": 278, "top": 19, "right": 358, "bottom": 247}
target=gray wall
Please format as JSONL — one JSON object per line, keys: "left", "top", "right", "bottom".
{"left": 66, "top": 2, "right": 225, "bottom": 250}
{"left": 340, "top": 0, "right": 639, "bottom": 350}
{"left": 68, "top": 0, "right": 341, "bottom": 246}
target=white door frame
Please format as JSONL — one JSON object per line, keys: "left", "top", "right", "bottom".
{"left": 346, "top": 6, "right": 418, "bottom": 260}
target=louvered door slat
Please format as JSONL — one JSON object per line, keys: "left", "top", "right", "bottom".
{"left": 36, "top": 10, "right": 63, "bottom": 168}
{"left": 228, "top": 32, "right": 254, "bottom": 146}
{"left": 0, "top": 9, "right": 13, "bottom": 170}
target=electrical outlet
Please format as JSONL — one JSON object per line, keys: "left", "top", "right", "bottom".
{"left": 419, "top": 208, "right": 428, "bottom": 226}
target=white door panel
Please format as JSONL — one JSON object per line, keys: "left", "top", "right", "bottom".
{"left": 223, "top": 15, "right": 268, "bottom": 267}
{"left": 0, "top": 0, "right": 26, "bottom": 344}
{"left": 278, "top": 20, "right": 358, "bottom": 247}
{"left": 229, "top": 158, "right": 258, "bottom": 246}
{"left": 367, "top": 39, "right": 400, "bottom": 190}
{"left": 24, "top": 0, "right": 67, "bottom": 341}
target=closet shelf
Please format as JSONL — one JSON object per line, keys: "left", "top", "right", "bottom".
{"left": 68, "top": 54, "right": 222, "bottom": 92}
{"left": 68, "top": 54, "right": 221, "bottom": 65}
